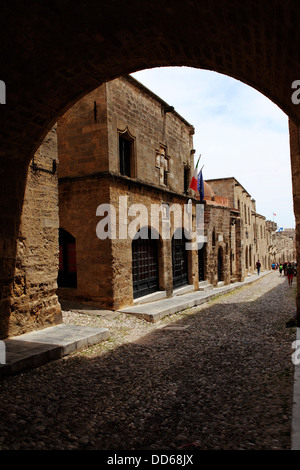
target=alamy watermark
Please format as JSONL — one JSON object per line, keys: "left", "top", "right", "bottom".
{"left": 292, "top": 340, "right": 300, "bottom": 365}
{"left": 0, "top": 340, "right": 6, "bottom": 365}
{"left": 0, "top": 81, "right": 5, "bottom": 104}
{"left": 291, "top": 80, "right": 300, "bottom": 105}
{"left": 96, "top": 197, "right": 205, "bottom": 250}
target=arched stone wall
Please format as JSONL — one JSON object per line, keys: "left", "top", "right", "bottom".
{"left": 1, "top": 1, "right": 300, "bottom": 335}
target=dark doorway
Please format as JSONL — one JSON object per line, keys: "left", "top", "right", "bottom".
{"left": 58, "top": 228, "right": 77, "bottom": 288}
{"left": 132, "top": 232, "right": 159, "bottom": 299}
{"left": 198, "top": 246, "right": 205, "bottom": 281}
{"left": 217, "top": 247, "right": 223, "bottom": 282}
{"left": 172, "top": 230, "right": 188, "bottom": 288}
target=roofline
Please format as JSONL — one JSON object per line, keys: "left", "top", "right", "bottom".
{"left": 123, "top": 74, "right": 195, "bottom": 131}
{"left": 205, "top": 176, "right": 252, "bottom": 198}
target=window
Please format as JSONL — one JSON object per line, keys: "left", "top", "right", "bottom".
{"left": 119, "top": 129, "right": 135, "bottom": 177}
{"left": 212, "top": 229, "right": 216, "bottom": 247}
{"left": 119, "top": 135, "right": 132, "bottom": 177}
{"left": 184, "top": 166, "right": 190, "bottom": 194}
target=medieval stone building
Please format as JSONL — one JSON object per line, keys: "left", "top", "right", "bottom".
{"left": 272, "top": 229, "right": 296, "bottom": 263}
{"left": 205, "top": 177, "right": 277, "bottom": 279}
{"left": 56, "top": 76, "right": 279, "bottom": 311}
{"left": 57, "top": 75, "right": 201, "bottom": 310}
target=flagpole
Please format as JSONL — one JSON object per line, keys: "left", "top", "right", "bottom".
{"left": 195, "top": 154, "right": 201, "bottom": 168}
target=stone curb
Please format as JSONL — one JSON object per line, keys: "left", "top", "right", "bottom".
{"left": 118, "top": 271, "right": 273, "bottom": 322}
{"left": 0, "top": 324, "right": 110, "bottom": 379}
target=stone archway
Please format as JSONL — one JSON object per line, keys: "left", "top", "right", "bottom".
{"left": 2, "top": 1, "right": 300, "bottom": 336}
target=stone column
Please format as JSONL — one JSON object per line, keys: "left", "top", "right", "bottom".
{"left": 289, "top": 119, "right": 300, "bottom": 323}
{"left": 235, "top": 217, "right": 244, "bottom": 282}
{"left": 0, "top": 160, "right": 28, "bottom": 339}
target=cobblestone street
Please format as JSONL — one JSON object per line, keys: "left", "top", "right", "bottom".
{"left": 0, "top": 271, "right": 297, "bottom": 450}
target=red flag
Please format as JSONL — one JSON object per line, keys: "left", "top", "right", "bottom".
{"left": 189, "top": 155, "right": 201, "bottom": 191}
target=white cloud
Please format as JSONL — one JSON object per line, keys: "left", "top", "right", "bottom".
{"left": 132, "top": 67, "right": 295, "bottom": 228}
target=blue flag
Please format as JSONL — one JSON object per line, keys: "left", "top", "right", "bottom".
{"left": 197, "top": 169, "right": 204, "bottom": 202}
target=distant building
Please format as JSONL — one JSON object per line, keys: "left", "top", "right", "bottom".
{"left": 205, "top": 177, "right": 276, "bottom": 277}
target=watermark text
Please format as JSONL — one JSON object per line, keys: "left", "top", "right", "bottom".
{"left": 96, "top": 197, "right": 205, "bottom": 251}
{"left": 291, "top": 80, "right": 300, "bottom": 105}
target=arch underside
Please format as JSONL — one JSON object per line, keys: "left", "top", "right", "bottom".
{"left": 0, "top": 0, "right": 300, "bottom": 164}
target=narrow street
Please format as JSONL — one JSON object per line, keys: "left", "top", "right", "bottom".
{"left": 0, "top": 271, "right": 296, "bottom": 450}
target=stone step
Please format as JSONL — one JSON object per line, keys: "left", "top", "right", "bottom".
{"left": 133, "top": 290, "right": 167, "bottom": 305}
{"left": 0, "top": 324, "right": 110, "bottom": 379}
{"left": 173, "top": 285, "right": 194, "bottom": 296}
{"left": 198, "top": 281, "right": 213, "bottom": 291}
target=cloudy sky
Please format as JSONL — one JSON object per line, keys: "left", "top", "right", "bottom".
{"left": 131, "top": 67, "right": 295, "bottom": 229}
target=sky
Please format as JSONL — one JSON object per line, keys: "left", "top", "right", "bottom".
{"left": 131, "top": 66, "right": 295, "bottom": 229}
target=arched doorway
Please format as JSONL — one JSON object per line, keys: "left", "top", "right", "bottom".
{"left": 172, "top": 229, "right": 188, "bottom": 288}
{"left": 132, "top": 229, "right": 159, "bottom": 299}
{"left": 217, "top": 247, "right": 224, "bottom": 282}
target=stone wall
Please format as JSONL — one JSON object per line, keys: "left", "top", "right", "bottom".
{"left": 57, "top": 85, "right": 108, "bottom": 179}
{"left": 106, "top": 76, "right": 195, "bottom": 192}
{"left": 1, "top": 128, "right": 62, "bottom": 339}
{"left": 203, "top": 203, "right": 231, "bottom": 286}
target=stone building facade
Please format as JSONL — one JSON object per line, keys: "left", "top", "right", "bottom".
{"left": 272, "top": 229, "right": 296, "bottom": 263}
{"left": 205, "top": 177, "right": 275, "bottom": 279}
{"left": 57, "top": 77, "right": 280, "bottom": 312}
{"left": 57, "top": 75, "right": 200, "bottom": 310}
{"left": 201, "top": 181, "right": 241, "bottom": 286}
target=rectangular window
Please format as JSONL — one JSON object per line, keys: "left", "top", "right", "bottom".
{"left": 119, "top": 136, "right": 131, "bottom": 177}
{"left": 184, "top": 167, "right": 190, "bottom": 193}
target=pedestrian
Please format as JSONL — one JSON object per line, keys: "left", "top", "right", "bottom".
{"left": 279, "top": 263, "right": 283, "bottom": 276}
{"left": 287, "top": 262, "right": 295, "bottom": 286}
{"left": 256, "top": 259, "right": 261, "bottom": 275}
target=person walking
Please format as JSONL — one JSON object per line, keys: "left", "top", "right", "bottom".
{"left": 279, "top": 263, "right": 283, "bottom": 276}
{"left": 287, "top": 262, "right": 295, "bottom": 286}
{"left": 256, "top": 260, "right": 261, "bottom": 275}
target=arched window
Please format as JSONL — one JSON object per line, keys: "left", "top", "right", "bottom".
{"left": 58, "top": 228, "right": 77, "bottom": 288}
{"left": 132, "top": 227, "right": 159, "bottom": 299}
{"left": 119, "top": 128, "right": 135, "bottom": 177}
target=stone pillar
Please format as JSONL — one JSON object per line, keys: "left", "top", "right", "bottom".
{"left": 0, "top": 130, "right": 62, "bottom": 339}
{"left": 0, "top": 160, "right": 28, "bottom": 339}
{"left": 161, "top": 239, "right": 173, "bottom": 297}
{"left": 235, "top": 217, "right": 244, "bottom": 282}
{"left": 289, "top": 119, "right": 300, "bottom": 323}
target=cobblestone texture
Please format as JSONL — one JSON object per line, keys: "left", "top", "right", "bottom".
{"left": 0, "top": 272, "right": 296, "bottom": 450}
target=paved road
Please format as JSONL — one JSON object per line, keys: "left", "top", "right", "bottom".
{"left": 0, "top": 271, "right": 296, "bottom": 450}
